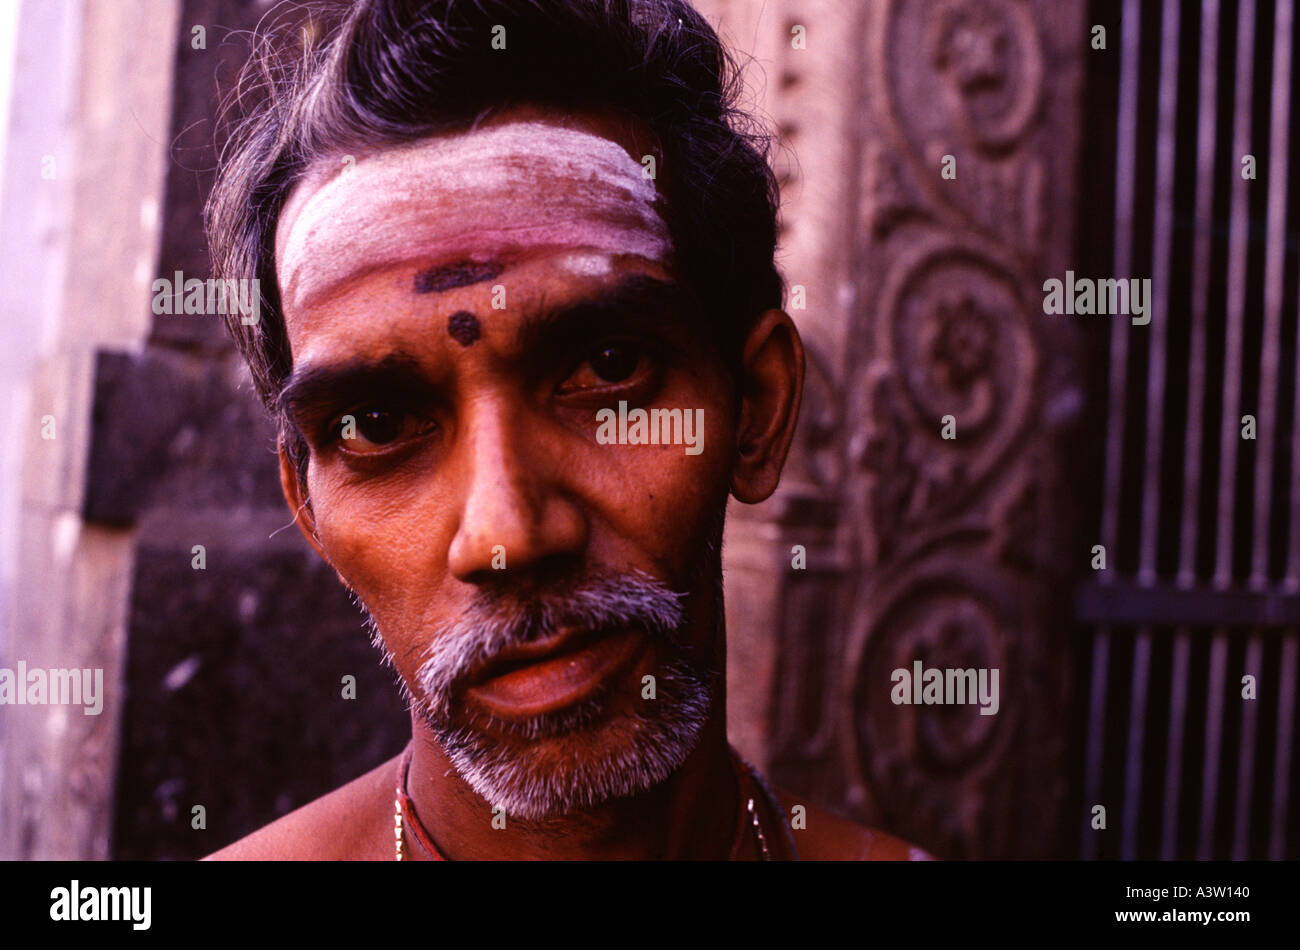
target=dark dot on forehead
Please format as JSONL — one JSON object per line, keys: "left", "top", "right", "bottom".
{"left": 448, "top": 311, "right": 481, "bottom": 347}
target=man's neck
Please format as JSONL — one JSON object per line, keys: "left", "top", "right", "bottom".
{"left": 402, "top": 713, "right": 741, "bottom": 860}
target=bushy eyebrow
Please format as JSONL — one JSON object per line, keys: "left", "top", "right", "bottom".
{"left": 277, "top": 354, "right": 434, "bottom": 431}
{"left": 519, "top": 274, "right": 701, "bottom": 352}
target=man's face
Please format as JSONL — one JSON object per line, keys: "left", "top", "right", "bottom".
{"left": 272, "top": 108, "right": 740, "bottom": 818}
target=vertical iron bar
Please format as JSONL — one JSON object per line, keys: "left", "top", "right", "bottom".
{"left": 1197, "top": 0, "right": 1257, "bottom": 861}
{"left": 1162, "top": 635, "right": 1191, "bottom": 856}
{"left": 1120, "top": 633, "right": 1153, "bottom": 858}
{"left": 1121, "top": 0, "right": 1180, "bottom": 861}
{"left": 1282, "top": 0, "right": 1300, "bottom": 866}
{"left": 1269, "top": 634, "right": 1297, "bottom": 858}
{"left": 1164, "top": 0, "right": 1222, "bottom": 860}
{"left": 1083, "top": 0, "right": 1143, "bottom": 860}
{"left": 1198, "top": 636, "right": 1230, "bottom": 858}
{"left": 1228, "top": 0, "right": 1295, "bottom": 861}
{"left": 1250, "top": 0, "right": 1292, "bottom": 588}
{"left": 1232, "top": 636, "right": 1263, "bottom": 858}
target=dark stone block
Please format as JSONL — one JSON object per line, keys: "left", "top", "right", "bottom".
{"left": 111, "top": 538, "right": 408, "bottom": 860}
{"left": 83, "top": 348, "right": 282, "bottom": 524}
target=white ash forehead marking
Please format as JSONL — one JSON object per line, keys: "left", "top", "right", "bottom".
{"left": 276, "top": 121, "right": 671, "bottom": 314}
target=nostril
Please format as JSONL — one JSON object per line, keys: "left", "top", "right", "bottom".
{"left": 461, "top": 551, "right": 588, "bottom": 592}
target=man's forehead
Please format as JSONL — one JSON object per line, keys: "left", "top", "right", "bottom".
{"left": 274, "top": 117, "right": 673, "bottom": 318}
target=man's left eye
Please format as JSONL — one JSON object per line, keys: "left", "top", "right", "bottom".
{"left": 562, "top": 343, "right": 651, "bottom": 391}
{"left": 590, "top": 344, "right": 641, "bottom": 382}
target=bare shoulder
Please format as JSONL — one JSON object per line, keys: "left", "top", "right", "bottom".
{"left": 772, "top": 787, "right": 935, "bottom": 861}
{"left": 204, "top": 753, "right": 399, "bottom": 861}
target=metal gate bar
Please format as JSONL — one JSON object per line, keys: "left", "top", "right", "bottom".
{"left": 1196, "top": 0, "right": 1257, "bottom": 861}
{"left": 1164, "top": 0, "right": 1222, "bottom": 858}
{"left": 1082, "top": 0, "right": 1144, "bottom": 861}
{"left": 1121, "top": 0, "right": 1182, "bottom": 862}
{"left": 1271, "top": 636, "right": 1297, "bottom": 857}
{"left": 1231, "top": 0, "right": 1296, "bottom": 861}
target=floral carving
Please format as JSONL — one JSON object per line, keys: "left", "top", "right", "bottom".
{"left": 931, "top": 0, "right": 1011, "bottom": 94}
{"left": 924, "top": 292, "right": 998, "bottom": 392}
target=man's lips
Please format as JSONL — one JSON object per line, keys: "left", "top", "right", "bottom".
{"left": 463, "top": 626, "right": 647, "bottom": 720}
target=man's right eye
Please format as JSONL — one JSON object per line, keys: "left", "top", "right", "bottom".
{"left": 332, "top": 408, "right": 436, "bottom": 453}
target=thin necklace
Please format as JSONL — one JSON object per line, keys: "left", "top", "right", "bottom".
{"left": 393, "top": 745, "right": 794, "bottom": 860}
{"left": 395, "top": 746, "right": 445, "bottom": 861}
{"left": 736, "top": 750, "right": 800, "bottom": 861}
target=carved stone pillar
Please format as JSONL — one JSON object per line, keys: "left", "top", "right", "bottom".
{"left": 839, "top": 0, "right": 1085, "bottom": 860}
{"left": 708, "top": 0, "right": 1087, "bottom": 858}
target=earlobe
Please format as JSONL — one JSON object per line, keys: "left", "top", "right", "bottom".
{"left": 730, "top": 309, "right": 805, "bottom": 504}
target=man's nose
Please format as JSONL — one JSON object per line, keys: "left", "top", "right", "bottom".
{"left": 446, "top": 397, "right": 588, "bottom": 582}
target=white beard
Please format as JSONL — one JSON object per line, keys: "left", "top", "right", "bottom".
{"left": 360, "top": 568, "right": 717, "bottom": 820}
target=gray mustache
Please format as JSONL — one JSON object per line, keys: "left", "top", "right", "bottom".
{"left": 414, "top": 569, "right": 686, "bottom": 716}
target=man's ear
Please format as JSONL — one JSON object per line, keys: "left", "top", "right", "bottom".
{"left": 731, "top": 308, "right": 805, "bottom": 504}
{"left": 278, "top": 437, "right": 328, "bottom": 562}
